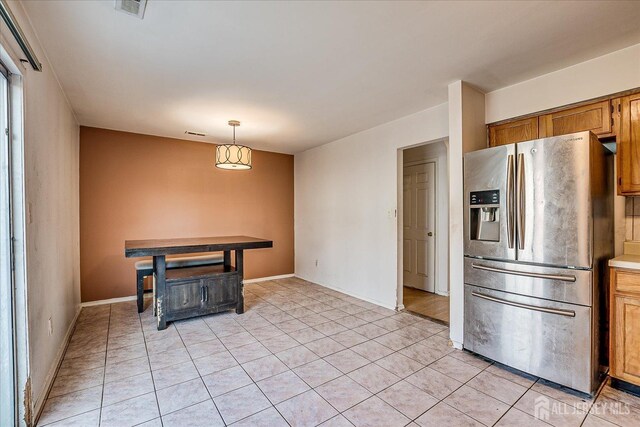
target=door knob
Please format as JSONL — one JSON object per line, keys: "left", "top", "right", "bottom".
{"left": 427, "top": 232, "right": 433, "bottom": 237}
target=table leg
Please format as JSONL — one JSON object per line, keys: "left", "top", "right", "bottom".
{"left": 152, "top": 257, "right": 158, "bottom": 317}
{"left": 224, "top": 250, "right": 231, "bottom": 271}
{"left": 154, "top": 255, "right": 167, "bottom": 330}
{"left": 235, "top": 250, "right": 244, "bottom": 314}
{"left": 136, "top": 269, "right": 145, "bottom": 313}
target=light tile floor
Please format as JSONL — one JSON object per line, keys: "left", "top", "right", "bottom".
{"left": 37, "top": 277, "right": 640, "bottom": 426}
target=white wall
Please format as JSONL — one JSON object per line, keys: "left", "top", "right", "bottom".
{"left": 1, "top": 2, "right": 80, "bottom": 421}
{"left": 402, "top": 141, "right": 449, "bottom": 296}
{"left": 296, "top": 44, "right": 639, "bottom": 351}
{"left": 447, "top": 81, "right": 486, "bottom": 348}
{"left": 486, "top": 43, "right": 640, "bottom": 123}
{"left": 295, "top": 103, "right": 448, "bottom": 309}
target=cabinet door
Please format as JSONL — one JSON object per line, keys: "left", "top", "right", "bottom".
{"left": 611, "top": 294, "right": 640, "bottom": 384}
{"left": 204, "top": 275, "right": 238, "bottom": 307}
{"left": 488, "top": 117, "right": 538, "bottom": 147}
{"left": 166, "top": 280, "right": 203, "bottom": 314}
{"left": 618, "top": 94, "right": 640, "bottom": 195}
{"left": 539, "top": 100, "right": 612, "bottom": 138}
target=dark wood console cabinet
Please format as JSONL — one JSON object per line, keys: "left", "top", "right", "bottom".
{"left": 125, "top": 236, "right": 273, "bottom": 330}
{"left": 164, "top": 265, "right": 240, "bottom": 323}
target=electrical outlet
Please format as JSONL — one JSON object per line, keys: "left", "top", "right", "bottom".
{"left": 48, "top": 317, "right": 53, "bottom": 336}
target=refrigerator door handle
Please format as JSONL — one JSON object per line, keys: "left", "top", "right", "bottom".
{"left": 471, "top": 263, "right": 577, "bottom": 282}
{"left": 507, "top": 154, "right": 515, "bottom": 249}
{"left": 471, "top": 291, "right": 576, "bottom": 317}
{"left": 516, "top": 153, "right": 525, "bottom": 250}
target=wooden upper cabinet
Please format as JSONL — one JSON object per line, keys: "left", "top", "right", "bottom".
{"left": 618, "top": 93, "right": 640, "bottom": 195}
{"left": 539, "top": 100, "right": 613, "bottom": 138}
{"left": 486, "top": 89, "right": 640, "bottom": 194}
{"left": 488, "top": 117, "right": 538, "bottom": 147}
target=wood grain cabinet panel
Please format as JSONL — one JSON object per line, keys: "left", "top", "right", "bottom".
{"left": 618, "top": 94, "right": 640, "bottom": 195}
{"left": 204, "top": 275, "right": 238, "bottom": 307}
{"left": 538, "top": 100, "right": 612, "bottom": 138}
{"left": 166, "top": 280, "right": 203, "bottom": 315}
{"left": 615, "top": 270, "right": 640, "bottom": 293}
{"left": 488, "top": 117, "right": 538, "bottom": 147}
{"left": 610, "top": 268, "right": 640, "bottom": 387}
{"left": 612, "top": 294, "right": 640, "bottom": 384}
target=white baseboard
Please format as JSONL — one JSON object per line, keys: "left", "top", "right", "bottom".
{"left": 297, "top": 276, "right": 397, "bottom": 311}
{"left": 451, "top": 339, "right": 463, "bottom": 350}
{"left": 244, "top": 273, "right": 294, "bottom": 284}
{"left": 80, "top": 274, "right": 296, "bottom": 307}
{"left": 33, "top": 305, "right": 82, "bottom": 425}
{"left": 396, "top": 304, "right": 405, "bottom": 311}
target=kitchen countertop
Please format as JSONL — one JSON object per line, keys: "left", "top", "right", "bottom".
{"left": 609, "top": 254, "right": 640, "bottom": 270}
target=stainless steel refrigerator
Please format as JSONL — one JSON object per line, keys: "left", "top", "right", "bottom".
{"left": 463, "top": 131, "right": 613, "bottom": 395}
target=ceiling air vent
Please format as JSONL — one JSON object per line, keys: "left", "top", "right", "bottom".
{"left": 114, "top": 0, "right": 147, "bottom": 19}
{"left": 185, "top": 131, "right": 206, "bottom": 137}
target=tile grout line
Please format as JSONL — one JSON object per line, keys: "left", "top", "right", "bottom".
{"left": 370, "top": 344, "right": 490, "bottom": 425}
{"left": 259, "top": 283, "right": 391, "bottom": 425}
{"left": 490, "top": 373, "right": 551, "bottom": 427}
{"left": 199, "top": 310, "right": 294, "bottom": 426}
{"left": 39, "top": 283, "right": 459, "bottom": 425}
{"left": 171, "top": 320, "right": 228, "bottom": 425}
{"left": 243, "top": 291, "right": 448, "bottom": 423}
{"left": 138, "top": 303, "right": 164, "bottom": 426}
{"left": 257, "top": 287, "right": 532, "bottom": 426}
{"left": 250, "top": 284, "right": 449, "bottom": 420}
{"left": 42, "top": 278, "right": 632, "bottom": 427}
{"left": 580, "top": 379, "right": 623, "bottom": 427}
{"left": 38, "top": 308, "right": 109, "bottom": 427}
{"left": 223, "top": 288, "right": 367, "bottom": 423}
{"left": 97, "top": 304, "right": 112, "bottom": 427}
{"left": 238, "top": 281, "right": 568, "bottom": 425}
{"left": 211, "top": 284, "right": 388, "bottom": 424}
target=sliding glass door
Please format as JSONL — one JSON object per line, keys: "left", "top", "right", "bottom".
{"left": 0, "top": 60, "right": 17, "bottom": 426}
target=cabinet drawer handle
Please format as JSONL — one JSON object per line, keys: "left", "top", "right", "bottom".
{"left": 471, "top": 263, "right": 576, "bottom": 282}
{"left": 204, "top": 286, "right": 208, "bottom": 302}
{"left": 471, "top": 291, "right": 575, "bottom": 317}
{"left": 200, "top": 286, "right": 205, "bottom": 302}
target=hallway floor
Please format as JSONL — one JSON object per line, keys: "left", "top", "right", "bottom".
{"left": 403, "top": 287, "right": 449, "bottom": 324}
{"left": 38, "top": 277, "right": 639, "bottom": 426}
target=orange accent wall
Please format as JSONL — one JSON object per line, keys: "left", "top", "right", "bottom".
{"left": 79, "top": 127, "right": 294, "bottom": 302}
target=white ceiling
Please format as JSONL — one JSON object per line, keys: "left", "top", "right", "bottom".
{"left": 22, "top": 1, "right": 640, "bottom": 153}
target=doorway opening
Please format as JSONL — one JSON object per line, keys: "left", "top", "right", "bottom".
{"left": 399, "top": 140, "right": 449, "bottom": 324}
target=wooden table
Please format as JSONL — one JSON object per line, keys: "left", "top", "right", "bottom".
{"left": 125, "top": 236, "right": 273, "bottom": 329}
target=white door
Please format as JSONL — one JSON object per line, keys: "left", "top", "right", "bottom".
{"left": 403, "top": 163, "right": 436, "bottom": 292}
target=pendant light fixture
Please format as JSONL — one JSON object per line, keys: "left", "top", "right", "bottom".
{"left": 215, "top": 120, "right": 252, "bottom": 170}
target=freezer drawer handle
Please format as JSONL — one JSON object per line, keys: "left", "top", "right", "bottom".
{"left": 472, "top": 291, "right": 576, "bottom": 317}
{"left": 471, "top": 263, "right": 577, "bottom": 282}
